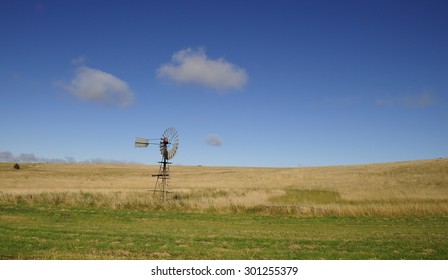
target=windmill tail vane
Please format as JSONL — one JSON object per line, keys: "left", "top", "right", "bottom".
{"left": 134, "top": 137, "right": 161, "bottom": 148}
{"left": 134, "top": 137, "right": 149, "bottom": 148}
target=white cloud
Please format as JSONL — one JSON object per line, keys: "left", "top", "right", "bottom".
{"left": 204, "top": 134, "right": 223, "bottom": 147}
{"left": 0, "top": 151, "right": 15, "bottom": 162}
{"left": 157, "top": 48, "right": 248, "bottom": 91}
{"left": 71, "top": 55, "right": 87, "bottom": 66}
{"left": 0, "top": 151, "right": 140, "bottom": 164}
{"left": 402, "top": 92, "right": 435, "bottom": 107}
{"left": 375, "top": 92, "right": 435, "bottom": 108}
{"left": 0, "top": 151, "right": 64, "bottom": 163}
{"left": 59, "top": 66, "right": 134, "bottom": 108}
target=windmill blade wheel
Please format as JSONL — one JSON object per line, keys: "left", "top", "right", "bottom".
{"left": 160, "top": 127, "right": 179, "bottom": 160}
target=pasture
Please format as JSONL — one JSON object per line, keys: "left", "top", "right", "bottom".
{"left": 1, "top": 159, "right": 447, "bottom": 259}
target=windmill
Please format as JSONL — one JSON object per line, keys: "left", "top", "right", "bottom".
{"left": 135, "top": 127, "right": 179, "bottom": 201}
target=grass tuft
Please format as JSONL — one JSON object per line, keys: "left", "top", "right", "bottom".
{"left": 270, "top": 189, "right": 341, "bottom": 205}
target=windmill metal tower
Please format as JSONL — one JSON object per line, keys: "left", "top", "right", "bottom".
{"left": 134, "top": 127, "right": 179, "bottom": 201}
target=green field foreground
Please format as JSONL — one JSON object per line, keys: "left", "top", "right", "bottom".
{"left": 1, "top": 204, "right": 447, "bottom": 259}
{"left": 1, "top": 159, "right": 448, "bottom": 259}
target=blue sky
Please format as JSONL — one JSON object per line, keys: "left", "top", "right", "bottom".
{"left": 1, "top": 0, "right": 447, "bottom": 167}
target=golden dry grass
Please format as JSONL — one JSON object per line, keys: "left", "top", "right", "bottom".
{"left": 1, "top": 158, "right": 447, "bottom": 216}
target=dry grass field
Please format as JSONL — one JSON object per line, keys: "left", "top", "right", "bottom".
{"left": 1, "top": 158, "right": 447, "bottom": 216}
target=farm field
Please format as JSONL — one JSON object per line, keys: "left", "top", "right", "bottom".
{"left": 1, "top": 159, "right": 448, "bottom": 259}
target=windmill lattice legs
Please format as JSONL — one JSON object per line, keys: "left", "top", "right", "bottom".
{"left": 152, "top": 158, "right": 171, "bottom": 201}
